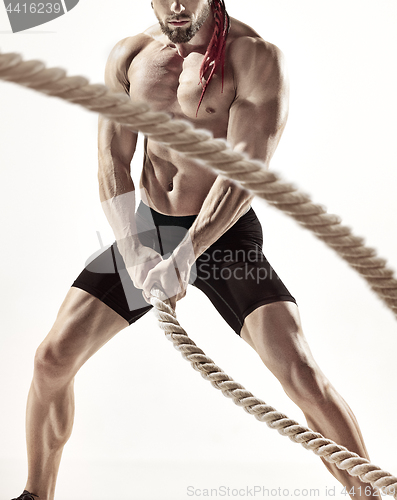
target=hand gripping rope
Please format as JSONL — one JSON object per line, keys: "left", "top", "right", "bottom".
{"left": 1, "top": 50, "right": 396, "bottom": 496}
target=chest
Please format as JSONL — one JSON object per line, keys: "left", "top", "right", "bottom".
{"left": 128, "top": 44, "right": 235, "bottom": 123}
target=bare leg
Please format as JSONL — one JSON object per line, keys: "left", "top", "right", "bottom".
{"left": 241, "top": 301, "right": 379, "bottom": 499}
{"left": 24, "top": 287, "right": 129, "bottom": 500}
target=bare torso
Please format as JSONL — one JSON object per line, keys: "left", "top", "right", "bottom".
{"left": 126, "top": 19, "right": 260, "bottom": 215}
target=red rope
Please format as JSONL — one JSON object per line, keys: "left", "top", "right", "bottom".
{"left": 196, "top": 0, "right": 230, "bottom": 116}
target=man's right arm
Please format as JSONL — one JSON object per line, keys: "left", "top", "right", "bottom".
{"left": 98, "top": 35, "right": 162, "bottom": 289}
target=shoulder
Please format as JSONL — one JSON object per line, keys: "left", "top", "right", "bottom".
{"left": 143, "top": 23, "right": 165, "bottom": 41}
{"left": 227, "top": 19, "right": 287, "bottom": 88}
{"left": 106, "top": 33, "right": 153, "bottom": 73}
{"left": 104, "top": 33, "right": 154, "bottom": 92}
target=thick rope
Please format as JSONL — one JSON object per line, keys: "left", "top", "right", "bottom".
{"left": 1, "top": 50, "right": 396, "bottom": 495}
{"left": 151, "top": 289, "right": 397, "bottom": 498}
{"left": 0, "top": 50, "right": 396, "bottom": 316}
{"left": 0, "top": 50, "right": 395, "bottom": 317}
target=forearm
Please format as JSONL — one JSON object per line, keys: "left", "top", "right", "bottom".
{"left": 99, "top": 154, "right": 147, "bottom": 269}
{"left": 98, "top": 112, "right": 142, "bottom": 247}
{"left": 173, "top": 176, "right": 253, "bottom": 266}
{"left": 99, "top": 152, "right": 164, "bottom": 293}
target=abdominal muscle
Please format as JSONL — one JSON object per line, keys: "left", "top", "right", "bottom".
{"left": 130, "top": 35, "right": 236, "bottom": 216}
{"left": 140, "top": 137, "right": 218, "bottom": 216}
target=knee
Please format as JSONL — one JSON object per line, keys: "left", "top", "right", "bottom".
{"left": 34, "top": 334, "right": 77, "bottom": 386}
{"left": 282, "top": 360, "right": 330, "bottom": 411}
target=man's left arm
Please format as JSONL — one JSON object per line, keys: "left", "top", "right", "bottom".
{"left": 142, "top": 38, "right": 289, "bottom": 303}
{"left": 187, "top": 38, "right": 289, "bottom": 250}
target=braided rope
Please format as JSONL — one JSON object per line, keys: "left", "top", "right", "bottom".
{"left": 1, "top": 50, "right": 396, "bottom": 494}
{"left": 1, "top": 50, "right": 395, "bottom": 317}
{"left": 151, "top": 289, "right": 397, "bottom": 497}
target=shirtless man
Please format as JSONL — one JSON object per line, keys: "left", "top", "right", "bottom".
{"left": 13, "top": 1, "right": 378, "bottom": 499}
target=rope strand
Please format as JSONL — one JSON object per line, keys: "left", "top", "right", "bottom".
{"left": 1, "top": 50, "right": 396, "bottom": 496}
{"left": 1, "top": 50, "right": 396, "bottom": 314}
{"left": 150, "top": 288, "right": 397, "bottom": 498}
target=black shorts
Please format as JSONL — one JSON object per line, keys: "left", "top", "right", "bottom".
{"left": 71, "top": 202, "right": 296, "bottom": 335}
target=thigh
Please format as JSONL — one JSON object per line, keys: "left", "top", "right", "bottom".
{"left": 241, "top": 301, "right": 316, "bottom": 380}
{"left": 38, "top": 287, "right": 131, "bottom": 375}
{"left": 71, "top": 241, "right": 153, "bottom": 326}
{"left": 69, "top": 206, "right": 191, "bottom": 329}
{"left": 192, "top": 208, "right": 296, "bottom": 335}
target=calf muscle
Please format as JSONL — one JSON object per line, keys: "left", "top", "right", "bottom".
{"left": 24, "top": 287, "right": 129, "bottom": 499}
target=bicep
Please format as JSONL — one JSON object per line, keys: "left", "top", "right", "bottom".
{"left": 227, "top": 95, "right": 288, "bottom": 162}
{"left": 227, "top": 39, "right": 289, "bottom": 164}
{"left": 98, "top": 37, "right": 141, "bottom": 165}
{"left": 98, "top": 116, "right": 138, "bottom": 166}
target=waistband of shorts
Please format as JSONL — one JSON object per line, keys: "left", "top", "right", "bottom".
{"left": 137, "top": 201, "right": 198, "bottom": 229}
{"left": 137, "top": 201, "right": 253, "bottom": 229}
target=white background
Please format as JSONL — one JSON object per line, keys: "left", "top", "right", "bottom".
{"left": 1, "top": 1, "right": 397, "bottom": 499}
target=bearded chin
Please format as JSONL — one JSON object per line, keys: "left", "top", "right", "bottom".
{"left": 159, "top": 22, "right": 198, "bottom": 44}
{"left": 158, "top": 2, "right": 211, "bottom": 44}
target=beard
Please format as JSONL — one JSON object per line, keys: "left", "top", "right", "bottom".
{"left": 157, "top": 2, "right": 212, "bottom": 44}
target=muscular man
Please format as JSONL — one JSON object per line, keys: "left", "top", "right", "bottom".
{"left": 13, "top": 1, "right": 378, "bottom": 499}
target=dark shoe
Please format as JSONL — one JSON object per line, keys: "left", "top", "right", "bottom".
{"left": 12, "top": 491, "right": 39, "bottom": 500}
